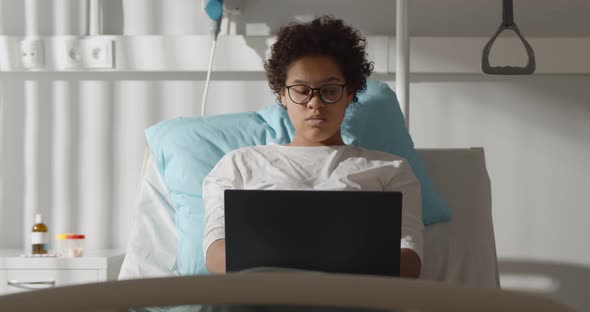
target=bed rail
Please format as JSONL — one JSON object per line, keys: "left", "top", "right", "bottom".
{"left": 0, "top": 272, "right": 574, "bottom": 312}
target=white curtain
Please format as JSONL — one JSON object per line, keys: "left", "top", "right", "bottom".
{"left": 1, "top": 80, "right": 153, "bottom": 252}
{"left": 0, "top": 77, "right": 274, "bottom": 252}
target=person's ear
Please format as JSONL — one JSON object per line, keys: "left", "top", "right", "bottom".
{"left": 346, "top": 92, "right": 355, "bottom": 105}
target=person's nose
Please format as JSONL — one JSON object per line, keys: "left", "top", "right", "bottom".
{"left": 307, "top": 90, "right": 325, "bottom": 110}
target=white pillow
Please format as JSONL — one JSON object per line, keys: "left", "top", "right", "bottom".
{"left": 119, "top": 150, "right": 179, "bottom": 279}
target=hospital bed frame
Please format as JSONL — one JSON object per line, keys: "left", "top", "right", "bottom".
{"left": 0, "top": 272, "right": 574, "bottom": 311}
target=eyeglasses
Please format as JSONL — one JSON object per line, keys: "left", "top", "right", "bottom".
{"left": 285, "top": 84, "right": 346, "bottom": 105}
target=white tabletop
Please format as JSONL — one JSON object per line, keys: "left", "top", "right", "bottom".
{"left": 0, "top": 249, "right": 125, "bottom": 270}
{"left": 0, "top": 249, "right": 123, "bottom": 258}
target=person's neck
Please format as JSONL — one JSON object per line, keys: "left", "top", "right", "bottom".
{"left": 287, "top": 135, "right": 345, "bottom": 147}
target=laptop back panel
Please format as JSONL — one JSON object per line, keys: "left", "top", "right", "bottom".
{"left": 224, "top": 190, "right": 402, "bottom": 277}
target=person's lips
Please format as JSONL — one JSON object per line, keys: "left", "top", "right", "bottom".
{"left": 306, "top": 115, "right": 327, "bottom": 121}
{"left": 305, "top": 116, "right": 327, "bottom": 126}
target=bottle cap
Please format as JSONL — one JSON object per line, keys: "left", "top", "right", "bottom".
{"left": 56, "top": 233, "right": 85, "bottom": 240}
{"left": 35, "top": 213, "right": 42, "bottom": 224}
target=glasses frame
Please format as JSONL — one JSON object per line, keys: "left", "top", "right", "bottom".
{"left": 285, "top": 84, "right": 346, "bottom": 105}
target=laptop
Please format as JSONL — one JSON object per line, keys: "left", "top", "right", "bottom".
{"left": 224, "top": 189, "right": 402, "bottom": 277}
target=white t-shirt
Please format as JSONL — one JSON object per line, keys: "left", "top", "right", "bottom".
{"left": 202, "top": 144, "right": 424, "bottom": 263}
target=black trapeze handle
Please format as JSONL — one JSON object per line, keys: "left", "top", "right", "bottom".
{"left": 482, "top": 0, "right": 536, "bottom": 75}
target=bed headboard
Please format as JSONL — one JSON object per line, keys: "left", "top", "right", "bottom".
{"left": 418, "top": 148, "right": 499, "bottom": 288}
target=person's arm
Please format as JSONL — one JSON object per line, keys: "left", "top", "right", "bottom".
{"left": 202, "top": 153, "right": 243, "bottom": 274}
{"left": 206, "top": 239, "right": 226, "bottom": 273}
{"left": 385, "top": 159, "right": 425, "bottom": 279}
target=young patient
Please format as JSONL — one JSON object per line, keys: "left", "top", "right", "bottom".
{"left": 202, "top": 16, "right": 423, "bottom": 278}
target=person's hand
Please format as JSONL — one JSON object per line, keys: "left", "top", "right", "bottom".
{"left": 206, "top": 239, "right": 227, "bottom": 274}
{"left": 400, "top": 248, "right": 421, "bottom": 278}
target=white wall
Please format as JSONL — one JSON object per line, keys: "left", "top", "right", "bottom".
{"left": 408, "top": 76, "right": 590, "bottom": 263}
{"left": 1, "top": 0, "right": 589, "bottom": 309}
{"left": 407, "top": 76, "right": 590, "bottom": 311}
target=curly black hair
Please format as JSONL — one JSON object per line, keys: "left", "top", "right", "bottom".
{"left": 264, "top": 15, "right": 374, "bottom": 106}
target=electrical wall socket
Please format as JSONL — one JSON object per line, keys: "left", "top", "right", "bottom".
{"left": 20, "top": 39, "right": 45, "bottom": 69}
{"left": 63, "top": 38, "right": 115, "bottom": 69}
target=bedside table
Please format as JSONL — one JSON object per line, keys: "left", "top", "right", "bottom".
{"left": 0, "top": 249, "right": 124, "bottom": 295}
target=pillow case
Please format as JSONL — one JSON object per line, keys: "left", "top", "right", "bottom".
{"left": 145, "top": 80, "right": 451, "bottom": 275}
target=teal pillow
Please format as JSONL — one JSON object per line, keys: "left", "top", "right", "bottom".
{"left": 145, "top": 80, "right": 451, "bottom": 275}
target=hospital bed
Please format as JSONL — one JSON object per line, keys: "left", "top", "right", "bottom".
{"left": 118, "top": 147, "right": 500, "bottom": 288}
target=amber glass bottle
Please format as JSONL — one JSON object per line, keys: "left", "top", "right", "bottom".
{"left": 32, "top": 214, "right": 48, "bottom": 255}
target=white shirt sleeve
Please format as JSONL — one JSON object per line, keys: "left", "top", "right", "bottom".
{"left": 384, "top": 159, "right": 425, "bottom": 264}
{"left": 202, "top": 153, "right": 243, "bottom": 261}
